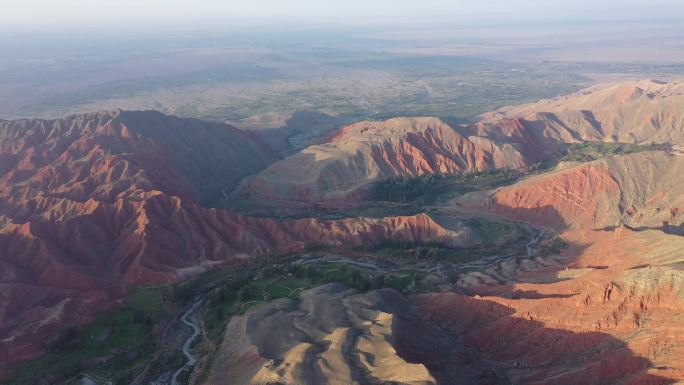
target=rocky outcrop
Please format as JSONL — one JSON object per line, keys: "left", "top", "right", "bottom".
{"left": 0, "top": 192, "right": 476, "bottom": 374}
{"left": 0, "top": 109, "right": 277, "bottom": 210}
{"left": 7, "top": 79, "right": 684, "bottom": 382}
{"left": 411, "top": 227, "right": 684, "bottom": 385}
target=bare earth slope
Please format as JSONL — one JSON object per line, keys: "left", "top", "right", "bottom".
{"left": 209, "top": 150, "right": 684, "bottom": 384}
{"left": 207, "top": 227, "right": 684, "bottom": 385}
{"left": 457, "top": 151, "right": 684, "bottom": 231}
{"left": 414, "top": 227, "right": 684, "bottom": 385}
{"left": 207, "top": 80, "right": 684, "bottom": 385}
{"left": 472, "top": 79, "right": 684, "bottom": 153}
{"left": 6, "top": 80, "right": 684, "bottom": 383}
{"left": 206, "top": 284, "right": 437, "bottom": 385}
{"left": 0, "top": 111, "right": 479, "bottom": 377}
{"left": 0, "top": 109, "right": 279, "bottom": 225}
{"left": 237, "top": 80, "right": 684, "bottom": 208}
{"left": 235, "top": 117, "right": 532, "bottom": 205}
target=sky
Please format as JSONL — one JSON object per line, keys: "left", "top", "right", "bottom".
{"left": 2, "top": 0, "right": 682, "bottom": 31}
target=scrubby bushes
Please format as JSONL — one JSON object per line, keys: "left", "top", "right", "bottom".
{"left": 561, "top": 142, "right": 665, "bottom": 162}
{"left": 535, "top": 236, "right": 569, "bottom": 257}
{"left": 370, "top": 174, "right": 445, "bottom": 202}
{"left": 369, "top": 169, "right": 520, "bottom": 204}
{"left": 47, "top": 326, "right": 81, "bottom": 353}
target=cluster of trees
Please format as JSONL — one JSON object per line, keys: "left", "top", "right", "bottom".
{"left": 535, "top": 236, "right": 569, "bottom": 257}
{"left": 47, "top": 326, "right": 81, "bottom": 353}
{"left": 286, "top": 262, "right": 411, "bottom": 292}
{"left": 205, "top": 272, "right": 262, "bottom": 325}
{"left": 171, "top": 280, "right": 204, "bottom": 303}
{"left": 174, "top": 268, "right": 257, "bottom": 305}
{"left": 202, "top": 260, "right": 422, "bottom": 334}
{"left": 369, "top": 174, "right": 446, "bottom": 202}
{"left": 131, "top": 309, "right": 155, "bottom": 330}
{"left": 369, "top": 169, "right": 522, "bottom": 204}
{"left": 354, "top": 237, "right": 444, "bottom": 255}
{"left": 208, "top": 273, "right": 252, "bottom": 308}
{"left": 562, "top": 141, "right": 665, "bottom": 163}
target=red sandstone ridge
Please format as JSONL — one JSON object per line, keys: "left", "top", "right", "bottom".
{"left": 6, "top": 79, "right": 684, "bottom": 382}
{"left": 410, "top": 228, "right": 684, "bottom": 384}
{"left": 235, "top": 117, "right": 531, "bottom": 206}
{"left": 456, "top": 160, "right": 622, "bottom": 229}
{"left": 456, "top": 151, "right": 684, "bottom": 231}
{"left": 0, "top": 109, "right": 277, "bottom": 211}
{"left": 470, "top": 79, "right": 684, "bottom": 151}
{"left": 235, "top": 80, "right": 684, "bottom": 209}
{"left": 0, "top": 111, "right": 481, "bottom": 377}
{"left": 0, "top": 195, "right": 474, "bottom": 374}
{"left": 203, "top": 228, "right": 684, "bottom": 384}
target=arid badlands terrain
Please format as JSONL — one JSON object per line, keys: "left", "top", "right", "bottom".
{"left": 2, "top": 79, "right": 684, "bottom": 384}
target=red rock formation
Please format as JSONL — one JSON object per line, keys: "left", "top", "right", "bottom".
{"left": 0, "top": 111, "right": 478, "bottom": 377}
{"left": 459, "top": 151, "right": 684, "bottom": 231}
{"left": 473, "top": 80, "right": 684, "bottom": 150}
{"left": 235, "top": 80, "right": 684, "bottom": 209}
{"left": 236, "top": 117, "right": 531, "bottom": 205}
{"left": 460, "top": 161, "right": 622, "bottom": 229}
{"left": 202, "top": 227, "right": 684, "bottom": 384}
{"left": 411, "top": 228, "right": 684, "bottom": 384}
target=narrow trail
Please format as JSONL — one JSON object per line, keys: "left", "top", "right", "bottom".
{"left": 170, "top": 299, "right": 203, "bottom": 385}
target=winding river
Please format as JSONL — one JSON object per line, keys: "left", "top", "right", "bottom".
{"left": 170, "top": 299, "right": 203, "bottom": 385}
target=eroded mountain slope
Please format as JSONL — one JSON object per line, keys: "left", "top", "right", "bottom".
{"left": 0, "top": 111, "right": 480, "bottom": 377}
{"left": 457, "top": 151, "right": 684, "bottom": 231}
{"left": 235, "top": 117, "right": 532, "bottom": 206}
{"left": 236, "top": 80, "right": 684, "bottom": 209}
{"left": 472, "top": 79, "right": 684, "bottom": 153}
{"left": 206, "top": 227, "right": 684, "bottom": 385}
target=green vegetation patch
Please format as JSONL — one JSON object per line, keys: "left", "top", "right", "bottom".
{"left": 535, "top": 236, "right": 570, "bottom": 257}
{"left": 264, "top": 283, "right": 291, "bottom": 299}
{"left": 198, "top": 259, "right": 426, "bottom": 348}
{"left": 5, "top": 285, "right": 169, "bottom": 385}
{"left": 561, "top": 141, "right": 665, "bottom": 163}
{"left": 127, "top": 285, "right": 166, "bottom": 316}
{"left": 368, "top": 170, "right": 522, "bottom": 205}
{"left": 465, "top": 217, "right": 522, "bottom": 245}
{"left": 366, "top": 142, "right": 667, "bottom": 208}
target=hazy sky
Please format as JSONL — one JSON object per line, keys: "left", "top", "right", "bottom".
{"left": 2, "top": 0, "right": 682, "bottom": 30}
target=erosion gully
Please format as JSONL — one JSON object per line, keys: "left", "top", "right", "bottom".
{"left": 160, "top": 220, "right": 546, "bottom": 384}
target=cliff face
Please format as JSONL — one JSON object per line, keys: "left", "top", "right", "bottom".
{"left": 235, "top": 117, "right": 531, "bottom": 205}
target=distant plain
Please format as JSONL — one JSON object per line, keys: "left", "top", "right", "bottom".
{"left": 3, "top": 19, "right": 683, "bottom": 136}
